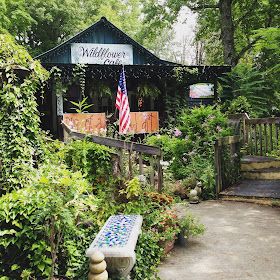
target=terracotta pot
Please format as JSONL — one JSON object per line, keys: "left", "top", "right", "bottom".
{"left": 163, "top": 239, "right": 175, "bottom": 255}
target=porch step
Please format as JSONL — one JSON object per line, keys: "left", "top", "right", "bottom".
{"left": 242, "top": 167, "right": 280, "bottom": 180}
{"left": 219, "top": 179, "right": 280, "bottom": 199}
{"left": 219, "top": 196, "right": 280, "bottom": 207}
{"left": 241, "top": 155, "right": 280, "bottom": 171}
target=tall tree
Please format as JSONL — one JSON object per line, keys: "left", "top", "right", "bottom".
{"left": 0, "top": 0, "right": 154, "bottom": 56}
{"left": 143, "top": 0, "right": 280, "bottom": 66}
{"left": 1, "top": 0, "right": 83, "bottom": 55}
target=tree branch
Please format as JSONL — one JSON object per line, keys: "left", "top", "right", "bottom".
{"left": 234, "top": 0, "right": 258, "bottom": 27}
{"left": 234, "top": 38, "right": 259, "bottom": 65}
{"left": 187, "top": 4, "right": 219, "bottom": 11}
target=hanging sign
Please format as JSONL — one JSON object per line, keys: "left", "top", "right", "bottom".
{"left": 71, "top": 43, "right": 133, "bottom": 65}
{"left": 130, "top": 111, "right": 159, "bottom": 134}
{"left": 63, "top": 113, "right": 106, "bottom": 134}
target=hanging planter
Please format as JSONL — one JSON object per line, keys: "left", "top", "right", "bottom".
{"left": 136, "top": 82, "right": 161, "bottom": 99}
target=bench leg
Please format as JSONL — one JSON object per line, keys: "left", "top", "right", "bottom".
{"left": 106, "top": 257, "right": 135, "bottom": 278}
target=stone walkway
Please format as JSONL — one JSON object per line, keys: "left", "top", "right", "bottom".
{"left": 159, "top": 201, "right": 280, "bottom": 280}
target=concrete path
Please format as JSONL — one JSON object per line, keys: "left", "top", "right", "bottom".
{"left": 159, "top": 201, "right": 280, "bottom": 280}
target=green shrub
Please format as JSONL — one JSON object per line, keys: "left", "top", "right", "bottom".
{"left": 62, "top": 139, "right": 114, "bottom": 185}
{"left": 0, "top": 158, "right": 183, "bottom": 279}
{"left": 179, "top": 213, "right": 205, "bottom": 238}
{"left": 171, "top": 106, "right": 231, "bottom": 198}
{"left": 225, "top": 96, "right": 252, "bottom": 115}
{"left": 0, "top": 164, "right": 97, "bottom": 279}
{"left": 131, "top": 231, "right": 163, "bottom": 280}
{"left": 146, "top": 106, "right": 231, "bottom": 199}
{"left": 178, "top": 105, "right": 231, "bottom": 150}
{"left": 145, "top": 134, "right": 182, "bottom": 161}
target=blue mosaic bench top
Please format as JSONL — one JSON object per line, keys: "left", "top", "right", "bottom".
{"left": 86, "top": 214, "right": 143, "bottom": 259}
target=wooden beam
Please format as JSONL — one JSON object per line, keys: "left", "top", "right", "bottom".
{"left": 246, "top": 118, "right": 280, "bottom": 125}
{"left": 62, "top": 122, "right": 162, "bottom": 156}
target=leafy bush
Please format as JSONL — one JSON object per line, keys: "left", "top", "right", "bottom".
{"left": 132, "top": 231, "right": 163, "bottom": 280}
{"left": 0, "top": 164, "right": 96, "bottom": 279}
{"left": 0, "top": 34, "right": 49, "bottom": 193}
{"left": 0, "top": 146, "right": 185, "bottom": 279}
{"left": 62, "top": 139, "right": 114, "bottom": 185}
{"left": 145, "top": 134, "right": 182, "bottom": 161}
{"left": 171, "top": 106, "right": 231, "bottom": 198}
{"left": 220, "top": 63, "right": 275, "bottom": 117}
{"left": 225, "top": 96, "right": 252, "bottom": 115}
{"left": 179, "top": 214, "right": 205, "bottom": 238}
{"left": 145, "top": 106, "right": 231, "bottom": 198}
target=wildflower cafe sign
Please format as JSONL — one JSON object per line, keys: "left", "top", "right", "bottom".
{"left": 71, "top": 43, "right": 133, "bottom": 65}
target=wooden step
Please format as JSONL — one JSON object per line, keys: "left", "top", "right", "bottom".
{"left": 220, "top": 179, "right": 280, "bottom": 199}
{"left": 219, "top": 196, "right": 280, "bottom": 207}
{"left": 241, "top": 155, "right": 280, "bottom": 171}
{"left": 242, "top": 167, "right": 280, "bottom": 180}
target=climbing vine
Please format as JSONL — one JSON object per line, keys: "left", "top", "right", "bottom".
{"left": 72, "top": 64, "right": 87, "bottom": 98}
{"left": 51, "top": 64, "right": 88, "bottom": 97}
{"left": 0, "top": 34, "right": 49, "bottom": 193}
{"left": 173, "top": 67, "right": 199, "bottom": 83}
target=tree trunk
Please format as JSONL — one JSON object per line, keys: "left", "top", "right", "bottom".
{"left": 219, "top": 0, "right": 236, "bottom": 66}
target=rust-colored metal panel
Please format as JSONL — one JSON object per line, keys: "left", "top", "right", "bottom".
{"left": 130, "top": 111, "right": 159, "bottom": 134}
{"left": 63, "top": 113, "right": 106, "bottom": 134}
{"left": 63, "top": 111, "right": 159, "bottom": 135}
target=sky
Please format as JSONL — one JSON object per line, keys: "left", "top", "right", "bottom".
{"left": 173, "top": 7, "right": 198, "bottom": 64}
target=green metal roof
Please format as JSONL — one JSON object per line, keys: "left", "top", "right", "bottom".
{"left": 35, "top": 17, "right": 173, "bottom": 65}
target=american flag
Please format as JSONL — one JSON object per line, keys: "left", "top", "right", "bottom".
{"left": 115, "top": 67, "right": 131, "bottom": 134}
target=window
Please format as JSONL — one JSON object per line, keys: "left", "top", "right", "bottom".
{"left": 189, "top": 83, "right": 214, "bottom": 99}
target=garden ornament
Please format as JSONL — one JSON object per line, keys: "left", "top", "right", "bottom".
{"left": 189, "top": 189, "right": 199, "bottom": 204}
{"left": 88, "top": 251, "right": 108, "bottom": 280}
{"left": 194, "top": 181, "right": 202, "bottom": 197}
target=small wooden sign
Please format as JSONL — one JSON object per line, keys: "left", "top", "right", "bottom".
{"left": 130, "top": 111, "right": 159, "bottom": 134}
{"left": 63, "top": 113, "right": 106, "bottom": 134}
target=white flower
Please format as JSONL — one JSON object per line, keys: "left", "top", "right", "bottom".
{"left": 138, "top": 174, "right": 147, "bottom": 183}
{"left": 160, "top": 160, "right": 170, "bottom": 167}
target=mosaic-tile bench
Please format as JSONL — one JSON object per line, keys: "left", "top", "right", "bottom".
{"left": 86, "top": 214, "right": 143, "bottom": 278}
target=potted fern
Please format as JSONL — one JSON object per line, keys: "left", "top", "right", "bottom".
{"left": 177, "top": 214, "right": 205, "bottom": 246}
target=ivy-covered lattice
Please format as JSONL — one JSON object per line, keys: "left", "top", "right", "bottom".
{"left": 0, "top": 34, "right": 49, "bottom": 193}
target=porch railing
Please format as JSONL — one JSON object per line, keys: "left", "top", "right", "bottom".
{"left": 62, "top": 123, "right": 163, "bottom": 191}
{"left": 244, "top": 117, "right": 280, "bottom": 156}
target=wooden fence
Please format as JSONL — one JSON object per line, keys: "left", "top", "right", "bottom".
{"left": 62, "top": 123, "right": 163, "bottom": 191}
{"left": 214, "top": 135, "right": 241, "bottom": 196}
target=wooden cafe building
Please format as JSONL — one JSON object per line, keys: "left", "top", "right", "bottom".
{"left": 36, "top": 17, "right": 230, "bottom": 137}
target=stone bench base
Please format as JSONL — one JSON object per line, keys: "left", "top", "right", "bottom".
{"left": 86, "top": 215, "right": 142, "bottom": 278}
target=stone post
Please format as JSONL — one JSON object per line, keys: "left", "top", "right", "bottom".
{"left": 88, "top": 251, "right": 108, "bottom": 280}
